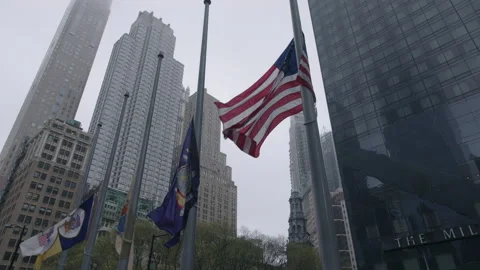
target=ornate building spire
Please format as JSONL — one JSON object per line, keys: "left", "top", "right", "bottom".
{"left": 288, "top": 191, "right": 309, "bottom": 243}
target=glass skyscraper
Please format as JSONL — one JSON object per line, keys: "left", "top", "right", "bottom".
{"left": 308, "top": 0, "right": 480, "bottom": 269}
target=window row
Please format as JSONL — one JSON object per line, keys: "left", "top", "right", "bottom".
{"left": 37, "top": 162, "right": 51, "bottom": 171}
{"left": 33, "top": 171, "right": 47, "bottom": 180}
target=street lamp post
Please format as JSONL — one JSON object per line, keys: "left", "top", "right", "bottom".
{"left": 147, "top": 234, "right": 169, "bottom": 270}
{"left": 5, "top": 224, "right": 27, "bottom": 270}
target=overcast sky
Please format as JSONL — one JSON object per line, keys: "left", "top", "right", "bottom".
{"left": 0, "top": 0, "right": 331, "bottom": 237}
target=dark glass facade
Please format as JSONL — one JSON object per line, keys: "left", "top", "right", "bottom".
{"left": 308, "top": 0, "right": 480, "bottom": 269}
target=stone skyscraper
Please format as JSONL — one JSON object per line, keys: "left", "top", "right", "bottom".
{"left": 180, "top": 91, "right": 237, "bottom": 232}
{"left": 289, "top": 114, "right": 341, "bottom": 195}
{"left": 289, "top": 114, "right": 311, "bottom": 198}
{"left": 87, "top": 12, "right": 186, "bottom": 206}
{"left": 0, "top": 0, "right": 112, "bottom": 178}
{"left": 309, "top": 0, "right": 480, "bottom": 268}
{"left": 0, "top": 119, "right": 92, "bottom": 269}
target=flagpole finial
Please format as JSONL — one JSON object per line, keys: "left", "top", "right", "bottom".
{"left": 204, "top": 0, "right": 211, "bottom": 5}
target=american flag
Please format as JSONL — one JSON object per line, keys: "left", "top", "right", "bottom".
{"left": 214, "top": 39, "right": 314, "bottom": 157}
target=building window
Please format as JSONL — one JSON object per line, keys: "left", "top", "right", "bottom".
{"left": 37, "top": 161, "right": 52, "bottom": 170}
{"left": 47, "top": 134, "right": 59, "bottom": 143}
{"left": 17, "top": 214, "right": 25, "bottom": 223}
{"left": 56, "top": 158, "right": 67, "bottom": 166}
{"left": 62, "top": 140, "right": 73, "bottom": 148}
{"left": 3, "top": 252, "right": 12, "bottom": 261}
{"left": 41, "top": 153, "right": 53, "bottom": 160}
{"left": 73, "top": 154, "right": 84, "bottom": 162}
{"left": 48, "top": 198, "right": 56, "bottom": 205}
{"left": 53, "top": 167, "right": 65, "bottom": 175}
{"left": 24, "top": 216, "right": 32, "bottom": 224}
{"left": 70, "top": 162, "right": 81, "bottom": 170}
{"left": 44, "top": 144, "right": 55, "bottom": 152}
{"left": 8, "top": 239, "right": 16, "bottom": 247}
{"left": 59, "top": 149, "right": 70, "bottom": 156}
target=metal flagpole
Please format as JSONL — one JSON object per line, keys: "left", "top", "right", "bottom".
{"left": 117, "top": 52, "right": 165, "bottom": 269}
{"left": 80, "top": 93, "right": 130, "bottom": 270}
{"left": 180, "top": 1, "right": 211, "bottom": 269}
{"left": 57, "top": 123, "right": 103, "bottom": 270}
{"left": 288, "top": 0, "right": 341, "bottom": 269}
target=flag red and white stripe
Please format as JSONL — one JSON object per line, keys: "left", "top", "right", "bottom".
{"left": 214, "top": 40, "right": 315, "bottom": 157}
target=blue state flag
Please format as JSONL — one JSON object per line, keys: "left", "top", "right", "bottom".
{"left": 148, "top": 120, "right": 200, "bottom": 247}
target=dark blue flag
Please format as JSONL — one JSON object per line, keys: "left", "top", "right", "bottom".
{"left": 147, "top": 120, "right": 200, "bottom": 247}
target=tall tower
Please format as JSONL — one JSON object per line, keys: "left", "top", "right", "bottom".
{"left": 289, "top": 114, "right": 341, "bottom": 195}
{"left": 289, "top": 114, "right": 311, "bottom": 197}
{"left": 288, "top": 191, "right": 309, "bottom": 243}
{"left": 308, "top": 0, "right": 480, "bottom": 269}
{"left": 0, "top": 0, "right": 112, "bottom": 177}
{"left": 180, "top": 91, "right": 237, "bottom": 232}
{"left": 87, "top": 12, "right": 186, "bottom": 206}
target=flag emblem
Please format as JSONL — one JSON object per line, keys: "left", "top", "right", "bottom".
{"left": 58, "top": 209, "right": 85, "bottom": 239}
{"left": 176, "top": 167, "right": 192, "bottom": 215}
{"left": 38, "top": 228, "right": 54, "bottom": 247}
